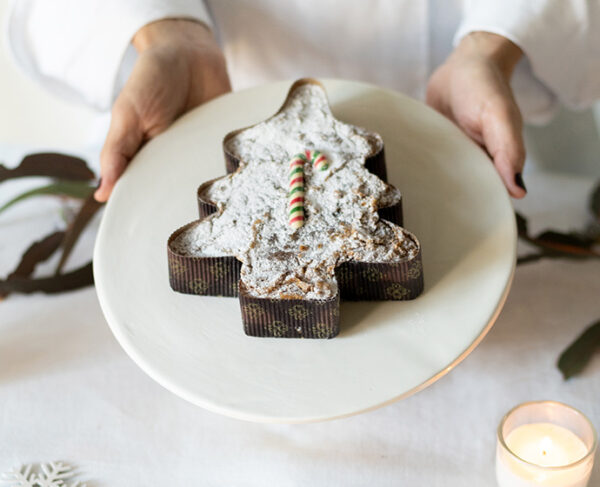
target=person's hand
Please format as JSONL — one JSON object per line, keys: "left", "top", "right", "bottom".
{"left": 94, "top": 19, "right": 231, "bottom": 202}
{"left": 426, "top": 32, "right": 527, "bottom": 198}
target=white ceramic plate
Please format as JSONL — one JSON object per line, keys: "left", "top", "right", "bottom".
{"left": 94, "top": 79, "right": 516, "bottom": 423}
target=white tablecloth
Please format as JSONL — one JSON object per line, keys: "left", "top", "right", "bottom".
{"left": 1, "top": 169, "right": 598, "bottom": 486}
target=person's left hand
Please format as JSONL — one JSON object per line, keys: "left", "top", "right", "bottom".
{"left": 426, "top": 31, "right": 527, "bottom": 198}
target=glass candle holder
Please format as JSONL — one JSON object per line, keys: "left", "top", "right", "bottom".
{"left": 496, "top": 401, "right": 597, "bottom": 487}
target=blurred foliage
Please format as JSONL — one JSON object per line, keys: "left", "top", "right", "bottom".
{"left": 0, "top": 153, "right": 102, "bottom": 299}
{"left": 516, "top": 180, "right": 600, "bottom": 380}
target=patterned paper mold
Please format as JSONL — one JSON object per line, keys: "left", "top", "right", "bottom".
{"left": 167, "top": 78, "right": 423, "bottom": 339}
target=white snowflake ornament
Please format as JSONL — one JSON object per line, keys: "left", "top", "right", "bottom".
{"left": 1, "top": 462, "right": 86, "bottom": 487}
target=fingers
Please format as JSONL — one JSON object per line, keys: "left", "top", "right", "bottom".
{"left": 94, "top": 101, "right": 144, "bottom": 202}
{"left": 427, "top": 44, "right": 527, "bottom": 199}
{"left": 425, "top": 70, "right": 452, "bottom": 122}
{"left": 481, "top": 97, "right": 527, "bottom": 198}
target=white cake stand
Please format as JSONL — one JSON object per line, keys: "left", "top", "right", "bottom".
{"left": 94, "top": 79, "right": 516, "bottom": 423}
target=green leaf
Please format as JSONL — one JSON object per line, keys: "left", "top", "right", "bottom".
{"left": 557, "top": 319, "right": 600, "bottom": 380}
{"left": 0, "top": 181, "right": 95, "bottom": 215}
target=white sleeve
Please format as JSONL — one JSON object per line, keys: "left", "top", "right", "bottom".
{"left": 455, "top": 0, "right": 600, "bottom": 123}
{"left": 6, "top": 0, "right": 213, "bottom": 112}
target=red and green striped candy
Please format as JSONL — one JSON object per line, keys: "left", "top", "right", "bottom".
{"left": 288, "top": 153, "right": 306, "bottom": 229}
{"left": 287, "top": 150, "right": 329, "bottom": 229}
{"left": 305, "top": 149, "right": 329, "bottom": 171}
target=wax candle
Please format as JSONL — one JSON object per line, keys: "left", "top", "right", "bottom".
{"left": 496, "top": 402, "right": 597, "bottom": 487}
{"left": 506, "top": 423, "right": 588, "bottom": 468}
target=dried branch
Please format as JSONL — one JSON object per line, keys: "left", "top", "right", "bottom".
{"left": 0, "top": 261, "right": 94, "bottom": 295}
{"left": 55, "top": 194, "right": 104, "bottom": 274}
{"left": 516, "top": 212, "right": 600, "bottom": 266}
{"left": 0, "top": 153, "right": 95, "bottom": 183}
{"left": 0, "top": 153, "right": 98, "bottom": 298}
{"left": 0, "top": 230, "right": 65, "bottom": 299}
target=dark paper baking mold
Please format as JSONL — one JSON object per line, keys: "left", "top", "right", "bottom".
{"left": 167, "top": 78, "right": 423, "bottom": 338}
{"left": 239, "top": 282, "right": 341, "bottom": 339}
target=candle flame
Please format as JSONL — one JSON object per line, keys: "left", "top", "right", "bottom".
{"left": 540, "top": 436, "right": 553, "bottom": 456}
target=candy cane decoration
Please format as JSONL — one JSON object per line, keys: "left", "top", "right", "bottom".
{"left": 288, "top": 150, "right": 329, "bottom": 229}
{"left": 288, "top": 153, "right": 306, "bottom": 229}
{"left": 305, "top": 149, "right": 329, "bottom": 171}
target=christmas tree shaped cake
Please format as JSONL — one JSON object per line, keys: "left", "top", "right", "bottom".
{"left": 168, "top": 79, "right": 423, "bottom": 339}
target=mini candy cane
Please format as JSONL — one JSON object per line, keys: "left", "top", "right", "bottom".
{"left": 305, "top": 149, "right": 329, "bottom": 171}
{"left": 288, "top": 153, "right": 306, "bottom": 229}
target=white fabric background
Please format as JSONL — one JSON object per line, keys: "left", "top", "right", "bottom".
{"left": 1, "top": 166, "right": 598, "bottom": 486}
{"left": 1, "top": 1, "right": 600, "bottom": 484}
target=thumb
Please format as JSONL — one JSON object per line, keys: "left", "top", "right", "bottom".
{"left": 94, "top": 100, "right": 144, "bottom": 202}
{"left": 481, "top": 97, "right": 527, "bottom": 198}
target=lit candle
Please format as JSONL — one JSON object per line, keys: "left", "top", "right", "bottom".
{"left": 506, "top": 423, "right": 588, "bottom": 468}
{"left": 496, "top": 402, "right": 597, "bottom": 487}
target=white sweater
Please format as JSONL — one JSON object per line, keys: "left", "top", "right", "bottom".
{"left": 7, "top": 0, "right": 600, "bottom": 124}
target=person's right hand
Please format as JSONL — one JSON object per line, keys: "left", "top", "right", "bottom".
{"left": 94, "top": 19, "right": 231, "bottom": 202}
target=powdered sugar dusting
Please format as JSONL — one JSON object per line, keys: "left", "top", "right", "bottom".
{"left": 171, "top": 83, "right": 418, "bottom": 299}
